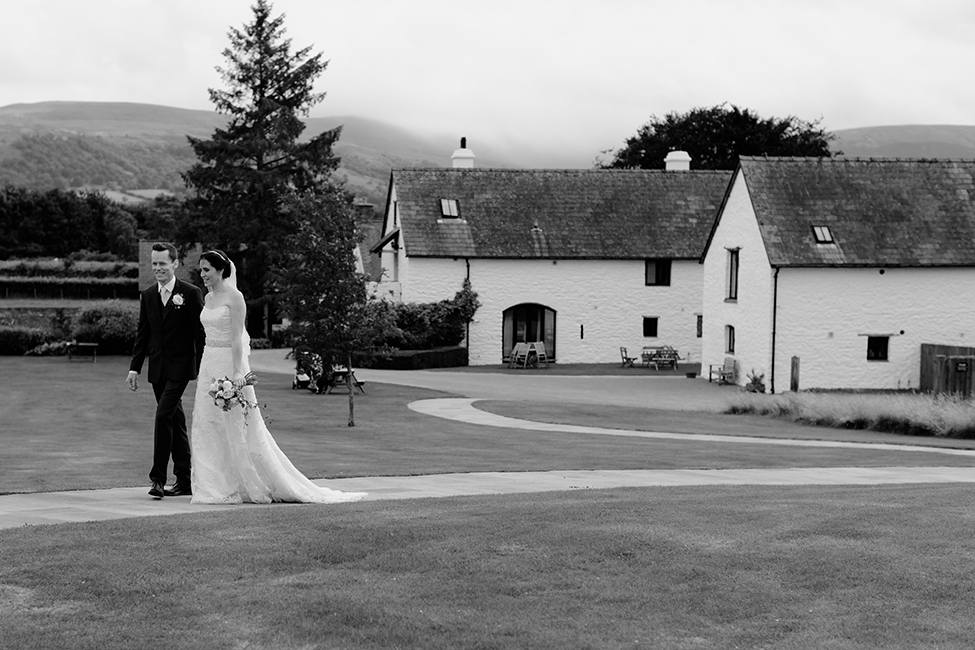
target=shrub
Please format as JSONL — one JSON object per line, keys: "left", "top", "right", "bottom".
{"left": 356, "top": 346, "right": 468, "bottom": 370}
{"left": 0, "top": 326, "right": 52, "bottom": 355}
{"left": 25, "top": 340, "right": 72, "bottom": 356}
{"left": 71, "top": 300, "right": 140, "bottom": 355}
{"left": 724, "top": 391, "right": 975, "bottom": 439}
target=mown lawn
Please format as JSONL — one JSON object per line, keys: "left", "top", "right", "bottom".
{"left": 3, "top": 355, "right": 975, "bottom": 648}
{"left": 3, "top": 355, "right": 974, "bottom": 495}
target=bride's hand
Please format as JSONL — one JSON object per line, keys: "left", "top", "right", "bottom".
{"left": 233, "top": 373, "right": 246, "bottom": 389}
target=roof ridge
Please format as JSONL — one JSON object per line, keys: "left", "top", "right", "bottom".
{"left": 740, "top": 156, "right": 975, "bottom": 163}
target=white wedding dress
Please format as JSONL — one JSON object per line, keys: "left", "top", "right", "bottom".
{"left": 190, "top": 305, "right": 366, "bottom": 505}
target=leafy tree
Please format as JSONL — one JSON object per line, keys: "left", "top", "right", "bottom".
{"left": 602, "top": 103, "right": 839, "bottom": 170}
{"left": 273, "top": 187, "right": 396, "bottom": 427}
{"left": 179, "top": 0, "right": 341, "bottom": 336}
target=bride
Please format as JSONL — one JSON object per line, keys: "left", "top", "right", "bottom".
{"left": 189, "top": 249, "right": 366, "bottom": 505}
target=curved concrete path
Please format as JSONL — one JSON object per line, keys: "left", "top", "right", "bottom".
{"left": 3, "top": 350, "right": 974, "bottom": 530}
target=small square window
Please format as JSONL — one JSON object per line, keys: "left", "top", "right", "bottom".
{"left": 812, "top": 225, "right": 833, "bottom": 244}
{"left": 867, "top": 336, "right": 889, "bottom": 361}
{"left": 643, "top": 317, "right": 658, "bottom": 338}
{"left": 440, "top": 199, "right": 459, "bottom": 218}
{"left": 645, "top": 259, "right": 672, "bottom": 286}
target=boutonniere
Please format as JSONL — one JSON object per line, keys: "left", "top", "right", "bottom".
{"left": 171, "top": 293, "right": 185, "bottom": 308}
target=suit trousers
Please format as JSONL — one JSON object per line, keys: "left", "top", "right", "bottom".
{"left": 150, "top": 378, "right": 192, "bottom": 485}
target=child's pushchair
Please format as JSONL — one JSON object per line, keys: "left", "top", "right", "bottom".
{"left": 292, "top": 350, "right": 327, "bottom": 394}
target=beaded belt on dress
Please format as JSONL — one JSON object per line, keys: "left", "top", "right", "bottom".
{"left": 207, "top": 339, "right": 232, "bottom": 348}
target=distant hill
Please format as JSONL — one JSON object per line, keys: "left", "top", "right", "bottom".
{"left": 2, "top": 102, "right": 975, "bottom": 205}
{"left": 0, "top": 101, "right": 513, "bottom": 207}
{"left": 831, "top": 125, "right": 975, "bottom": 159}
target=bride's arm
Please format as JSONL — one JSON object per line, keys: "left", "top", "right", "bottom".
{"left": 228, "top": 291, "right": 248, "bottom": 386}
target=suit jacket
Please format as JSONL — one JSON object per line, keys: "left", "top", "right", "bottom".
{"left": 130, "top": 278, "right": 206, "bottom": 384}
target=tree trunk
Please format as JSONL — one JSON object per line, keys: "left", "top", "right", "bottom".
{"left": 346, "top": 350, "right": 355, "bottom": 427}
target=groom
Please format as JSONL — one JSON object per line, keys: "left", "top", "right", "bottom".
{"left": 126, "top": 242, "right": 206, "bottom": 499}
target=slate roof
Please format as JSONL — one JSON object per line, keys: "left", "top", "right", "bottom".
{"left": 739, "top": 157, "right": 975, "bottom": 267}
{"left": 388, "top": 168, "right": 733, "bottom": 259}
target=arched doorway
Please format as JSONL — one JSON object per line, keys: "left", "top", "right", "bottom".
{"left": 502, "top": 303, "right": 556, "bottom": 361}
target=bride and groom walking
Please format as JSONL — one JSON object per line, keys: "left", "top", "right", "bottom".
{"left": 125, "top": 243, "right": 366, "bottom": 505}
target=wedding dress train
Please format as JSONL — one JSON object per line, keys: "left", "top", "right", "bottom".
{"left": 190, "top": 305, "right": 366, "bottom": 505}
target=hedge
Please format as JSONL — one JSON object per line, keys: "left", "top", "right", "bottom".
{"left": 0, "top": 326, "right": 53, "bottom": 355}
{"left": 70, "top": 300, "right": 140, "bottom": 355}
{"left": 0, "top": 260, "right": 138, "bottom": 279}
{"left": 0, "top": 276, "right": 139, "bottom": 300}
{"left": 355, "top": 346, "right": 468, "bottom": 370}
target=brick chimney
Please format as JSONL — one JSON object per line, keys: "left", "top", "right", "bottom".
{"left": 664, "top": 150, "right": 691, "bottom": 171}
{"left": 451, "top": 137, "right": 475, "bottom": 168}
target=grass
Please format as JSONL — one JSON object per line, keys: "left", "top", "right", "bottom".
{"left": 3, "top": 486, "right": 975, "bottom": 649}
{"left": 4, "top": 356, "right": 975, "bottom": 495}
{"left": 4, "top": 355, "right": 975, "bottom": 648}
{"left": 725, "top": 391, "right": 975, "bottom": 439}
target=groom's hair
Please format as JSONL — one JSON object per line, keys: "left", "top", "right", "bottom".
{"left": 201, "top": 249, "right": 232, "bottom": 279}
{"left": 151, "top": 242, "right": 178, "bottom": 263}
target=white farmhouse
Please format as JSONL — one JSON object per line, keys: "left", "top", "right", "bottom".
{"left": 372, "top": 144, "right": 731, "bottom": 365}
{"left": 701, "top": 156, "right": 975, "bottom": 393}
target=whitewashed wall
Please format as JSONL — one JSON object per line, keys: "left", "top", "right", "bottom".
{"left": 385, "top": 256, "right": 704, "bottom": 365}
{"left": 774, "top": 267, "right": 975, "bottom": 391}
{"left": 701, "top": 170, "right": 775, "bottom": 387}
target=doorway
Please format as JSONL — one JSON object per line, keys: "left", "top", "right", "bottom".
{"left": 502, "top": 304, "right": 556, "bottom": 361}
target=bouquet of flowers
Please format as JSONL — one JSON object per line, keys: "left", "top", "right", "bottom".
{"left": 207, "top": 372, "right": 259, "bottom": 418}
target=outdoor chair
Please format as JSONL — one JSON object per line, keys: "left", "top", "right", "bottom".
{"left": 709, "top": 357, "right": 737, "bottom": 384}
{"left": 620, "top": 347, "right": 637, "bottom": 368}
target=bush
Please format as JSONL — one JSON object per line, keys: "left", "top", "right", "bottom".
{"left": 71, "top": 300, "right": 140, "bottom": 355}
{"left": 723, "top": 391, "right": 975, "bottom": 439}
{"left": 25, "top": 340, "right": 72, "bottom": 357}
{"left": 356, "top": 346, "right": 468, "bottom": 370}
{"left": 0, "top": 326, "right": 52, "bottom": 355}
{"left": 385, "top": 301, "right": 466, "bottom": 350}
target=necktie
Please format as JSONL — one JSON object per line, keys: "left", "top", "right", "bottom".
{"left": 161, "top": 287, "right": 170, "bottom": 305}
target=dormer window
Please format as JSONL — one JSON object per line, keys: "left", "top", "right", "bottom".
{"left": 440, "top": 199, "right": 459, "bottom": 218}
{"left": 812, "top": 225, "right": 833, "bottom": 244}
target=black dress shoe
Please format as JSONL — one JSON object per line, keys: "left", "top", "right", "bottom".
{"left": 164, "top": 484, "right": 192, "bottom": 497}
{"left": 148, "top": 482, "right": 165, "bottom": 499}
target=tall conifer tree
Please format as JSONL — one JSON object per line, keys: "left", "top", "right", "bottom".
{"left": 180, "top": 0, "right": 340, "bottom": 335}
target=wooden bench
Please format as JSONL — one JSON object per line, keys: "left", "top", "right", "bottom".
{"left": 327, "top": 367, "right": 365, "bottom": 394}
{"left": 67, "top": 342, "right": 98, "bottom": 362}
{"left": 642, "top": 346, "right": 683, "bottom": 370}
{"left": 709, "top": 357, "right": 737, "bottom": 384}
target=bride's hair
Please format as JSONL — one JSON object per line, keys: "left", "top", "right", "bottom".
{"left": 201, "top": 250, "right": 233, "bottom": 279}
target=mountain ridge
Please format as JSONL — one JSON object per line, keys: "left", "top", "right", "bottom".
{"left": 2, "top": 101, "right": 975, "bottom": 206}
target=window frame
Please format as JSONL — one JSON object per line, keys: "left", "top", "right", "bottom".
{"left": 726, "top": 248, "right": 739, "bottom": 301}
{"left": 725, "top": 324, "right": 736, "bottom": 354}
{"left": 644, "top": 259, "right": 672, "bottom": 286}
{"left": 643, "top": 317, "right": 659, "bottom": 338}
{"left": 866, "top": 336, "right": 889, "bottom": 361}
{"left": 812, "top": 225, "right": 834, "bottom": 244}
{"left": 439, "top": 198, "right": 460, "bottom": 218}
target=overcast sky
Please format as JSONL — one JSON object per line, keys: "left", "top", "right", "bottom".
{"left": 3, "top": 0, "right": 973, "bottom": 165}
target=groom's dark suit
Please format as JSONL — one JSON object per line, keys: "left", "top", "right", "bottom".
{"left": 130, "top": 278, "right": 206, "bottom": 488}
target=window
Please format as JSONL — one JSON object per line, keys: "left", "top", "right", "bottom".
{"left": 726, "top": 248, "right": 739, "bottom": 300}
{"left": 696, "top": 314, "right": 703, "bottom": 338}
{"left": 812, "top": 225, "right": 833, "bottom": 244}
{"left": 867, "top": 336, "right": 889, "bottom": 361}
{"left": 440, "top": 199, "right": 459, "bottom": 218}
{"left": 645, "top": 259, "right": 672, "bottom": 286}
{"left": 643, "top": 317, "right": 658, "bottom": 338}
{"left": 725, "top": 325, "right": 735, "bottom": 353}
